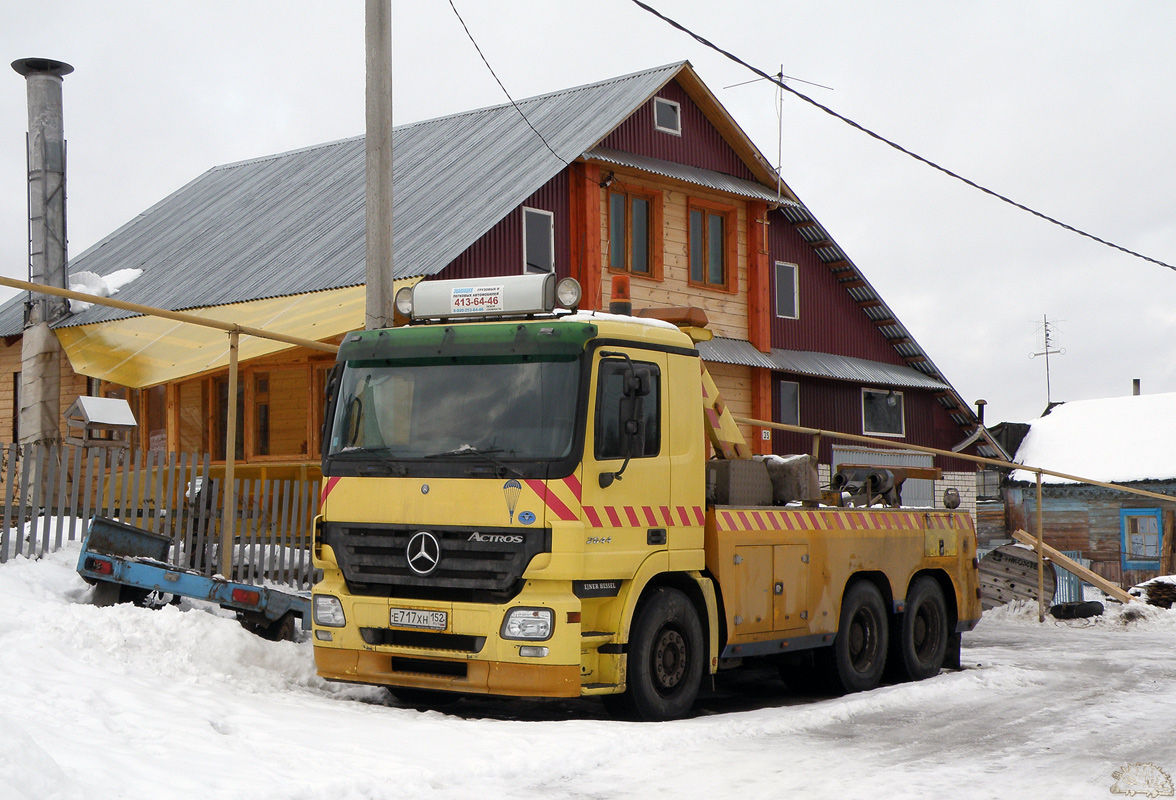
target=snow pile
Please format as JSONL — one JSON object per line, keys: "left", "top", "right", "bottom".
{"left": 3, "top": 540, "right": 1176, "bottom": 799}
{"left": 68, "top": 268, "right": 143, "bottom": 312}
{"left": 1011, "top": 392, "right": 1176, "bottom": 483}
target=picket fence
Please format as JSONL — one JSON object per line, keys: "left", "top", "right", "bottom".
{"left": 0, "top": 443, "right": 319, "bottom": 588}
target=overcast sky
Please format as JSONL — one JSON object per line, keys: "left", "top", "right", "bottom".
{"left": 3, "top": 1, "right": 1174, "bottom": 426}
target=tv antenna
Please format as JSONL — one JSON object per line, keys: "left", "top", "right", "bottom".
{"left": 724, "top": 66, "right": 832, "bottom": 202}
{"left": 1028, "top": 314, "right": 1066, "bottom": 406}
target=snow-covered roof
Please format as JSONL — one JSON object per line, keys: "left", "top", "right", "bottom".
{"left": 1012, "top": 392, "right": 1176, "bottom": 483}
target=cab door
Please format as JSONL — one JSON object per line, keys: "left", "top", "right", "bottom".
{"left": 579, "top": 348, "right": 672, "bottom": 569}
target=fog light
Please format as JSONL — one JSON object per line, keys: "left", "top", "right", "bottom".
{"left": 313, "top": 594, "right": 346, "bottom": 627}
{"left": 394, "top": 285, "right": 414, "bottom": 317}
{"left": 315, "top": 630, "right": 334, "bottom": 642}
{"left": 501, "top": 607, "right": 553, "bottom": 640}
{"left": 556, "top": 277, "right": 582, "bottom": 310}
{"left": 519, "top": 646, "right": 549, "bottom": 658}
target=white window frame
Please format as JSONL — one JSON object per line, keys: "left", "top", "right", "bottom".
{"left": 774, "top": 261, "right": 798, "bottom": 319}
{"left": 653, "top": 97, "right": 682, "bottom": 136}
{"left": 861, "top": 388, "right": 905, "bottom": 438}
{"left": 522, "top": 206, "right": 555, "bottom": 274}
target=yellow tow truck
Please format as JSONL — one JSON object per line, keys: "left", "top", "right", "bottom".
{"left": 311, "top": 273, "right": 981, "bottom": 720}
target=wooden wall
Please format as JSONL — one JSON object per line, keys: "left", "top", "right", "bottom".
{"left": 597, "top": 167, "right": 750, "bottom": 342}
{"left": 0, "top": 336, "right": 90, "bottom": 443}
{"left": 1014, "top": 483, "right": 1176, "bottom": 585}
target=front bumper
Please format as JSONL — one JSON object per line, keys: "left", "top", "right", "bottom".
{"left": 312, "top": 579, "right": 584, "bottom": 698}
{"left": 314, "top": 647, "right": 581, "bottom": 697}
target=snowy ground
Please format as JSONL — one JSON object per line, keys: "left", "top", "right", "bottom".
{"left": 3, "top": 543, "right": 1176, "bottom": 800}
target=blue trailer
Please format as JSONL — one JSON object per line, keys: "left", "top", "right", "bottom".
{"left": 77, "top": 516, "right": 310, "bottom": 640}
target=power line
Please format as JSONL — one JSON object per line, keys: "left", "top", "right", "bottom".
{"left": 448, "top": 0, "right": 568, "bottom": 166}
{"left": 628, "top": 0, "right": 1176, "bottom": 272}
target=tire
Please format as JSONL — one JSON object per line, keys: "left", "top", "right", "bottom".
{"left": 619, "top": 587, "right": 705, "bottom": 721}
{"left": 899, "top": 577, "right": 948, "bottom": 681}
{"left": 832, "top": 581, "right": 889, "bottom": 693}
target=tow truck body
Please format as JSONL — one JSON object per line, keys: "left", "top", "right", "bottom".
{"left": 311, "top": 273, "right": 981, "bottom": 719}
{"left": 78, "top": 516, "right": 309, "bottom": 639}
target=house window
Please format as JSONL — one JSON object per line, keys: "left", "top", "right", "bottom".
{"left": 523, "top": 207, "right": 554, "bottom": 274}
{"left": 775, "top": 262, "right": 798, "bottom": 319}
{"left": 11, "top": 372, "right": 19, "bottom": 443}
{"left": 1121, "top": 509, "right": 1162, "bottom": 570}
{"left": 213, "top": 376, "right": 244, "bottom": 461}
{"left": 177, "top": 378, "right": 207, "bottom": 454}
{"left": 688, "top": 202, "right": 736, "bottom": 291}
{"left": 976, "top": 469, "right": 1002, "bottom": 500}
{"left": 776, "top": 380, "right": 799, "bottom": 426}
{"left": 252, "top": 367, "right": 310, "bottom": 458}
{"left": 145, "top": 385, "right": 167, "bottom": 453}
{"left": 609, "top": 191, "right": 653, "bottom": 275}
{"left": 653, "top": 97, "right": 681, "bottom": 135}
{"left": 595, "top": 358, "right": 661, "bottom": 461}
{"left": 862, "top": 388, "right": 904, "bottom": 437}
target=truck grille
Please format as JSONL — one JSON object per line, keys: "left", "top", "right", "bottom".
{"left": 321, "top": 522, "right": 550, "bottom": 602}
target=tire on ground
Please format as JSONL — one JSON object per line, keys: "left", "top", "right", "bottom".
{"left": 618, "top": 586, "right": 705, "bottom": 721}
{"left": 832, "top": 580, "right": 889, "bottom": 693}
{"left": 898, "top": 576, "right": 949, "bottom": 681}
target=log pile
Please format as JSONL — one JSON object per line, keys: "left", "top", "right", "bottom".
{"left": 1136, "top": 578, "right": 1176, "bottom": 609}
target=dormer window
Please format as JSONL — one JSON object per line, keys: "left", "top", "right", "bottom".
{"left": 653, "top": 97, "right": 681, "bottom": 135}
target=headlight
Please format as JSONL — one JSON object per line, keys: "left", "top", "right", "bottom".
{"left": 313, "top": 594, "right": 346, "bottom": 627}
{"left": 501, "top": 607, "right": 554, "bottom": 640}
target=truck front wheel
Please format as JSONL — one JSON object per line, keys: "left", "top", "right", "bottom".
{"left": 832, "top": 581, "right": 888, "bottom": 693}
{"left": 620, "top": 587, "right": 704, "bottom": 721}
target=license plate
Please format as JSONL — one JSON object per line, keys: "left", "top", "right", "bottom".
{"left": 389, "top": 607, "right": 448, "bottom": 631}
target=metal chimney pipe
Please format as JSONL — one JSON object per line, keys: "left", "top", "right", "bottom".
{"left": 974, "top": 398, "right": 986, "bottom": 425}
{"left": 1133, "top": 379, "right": 1141, "bottom": 396}
{"left": 13, "top": 57, "right": 73, "bottom": 446}
{"left": 13, "top": 57, "right": 73, "bottom": 323}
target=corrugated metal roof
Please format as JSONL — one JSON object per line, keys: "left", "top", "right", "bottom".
{"left": 585, "top": 147, "right": 802, "bottom": 206}
{"left": 698, "top": 337, "right": 949, "bottom": 390}
{"left": 0, "top": 62, "right": 689, "bottom": 335}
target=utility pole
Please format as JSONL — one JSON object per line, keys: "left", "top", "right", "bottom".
{"left": 365, "top": 0, "right": 394, "bottom": 330}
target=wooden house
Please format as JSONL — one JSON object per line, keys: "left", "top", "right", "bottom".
{"left": 1006, "top": 391, "right": 1176, "bottom": 584}
{"left": 0, "top": 62, "right": 1004, "bottom": 508}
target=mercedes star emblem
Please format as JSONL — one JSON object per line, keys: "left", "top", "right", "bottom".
{"left": 406, "top": 531, "right": 441, "bottom": 576}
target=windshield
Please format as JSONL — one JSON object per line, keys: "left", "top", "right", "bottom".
{"left": 327, "top": 358, "right": 580, "bottom": 462}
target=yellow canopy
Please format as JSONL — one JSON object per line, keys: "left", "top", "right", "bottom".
{"left": 55, "top": 282, "right": 416, "bottom": 388}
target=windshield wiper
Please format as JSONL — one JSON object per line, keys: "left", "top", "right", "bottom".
{"left": 424, "top": 446, "right": 524, "bottom": 477}
{"left": 328, "top": 447, "right": 407, "bottom": 475}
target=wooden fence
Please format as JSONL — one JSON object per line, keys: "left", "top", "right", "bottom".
{"left": 0, "top": 443, "right": 319, "bottom": 588}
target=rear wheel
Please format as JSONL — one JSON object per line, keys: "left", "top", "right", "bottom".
{"left": 898, "top": 577, "right": 948, "bottom": 681}
{"left": 832, "top": 581, "right": 888, "bottom": 693}
{"left": 617, "top": 587, "right": 704, "bottom": 721}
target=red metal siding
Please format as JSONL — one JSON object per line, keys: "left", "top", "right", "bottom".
{"left": 772, "top": 373, "right": 974, "bottom": 472}
{"left": 598, "top": 81, "right": 754, "bottom": 179}
{"left": 440, "top": 171, "right": 571, "bottom": 281}
{"left": 767, "top": 210, "right": 903, "bottom": 364}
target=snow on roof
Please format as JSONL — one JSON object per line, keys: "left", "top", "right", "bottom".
{"left": 1011, "top": 392, "right": 1176, "bottom": 484}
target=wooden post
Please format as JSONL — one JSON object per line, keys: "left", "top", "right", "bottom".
{"left": 1036, "top": 471, "right": 1045, "bottom": 622}
{"left": 220, "top": 330, "right": 239, "bottom": 578}
{"left": 1163, "top": 510, "right": 1176, "bottom": 575}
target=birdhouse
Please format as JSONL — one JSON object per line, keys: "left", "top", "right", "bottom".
{"left": 64, "top": 396, "right": 137, "bottom": 448}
